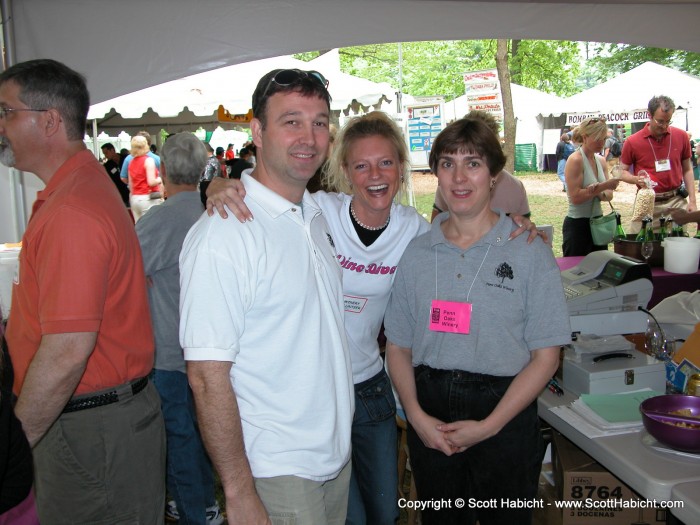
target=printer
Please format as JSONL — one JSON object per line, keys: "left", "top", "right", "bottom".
{"left": 561, "top": 251, "right": 653, "bottom": 336}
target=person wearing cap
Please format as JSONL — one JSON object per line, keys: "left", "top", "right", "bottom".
{"left": 1, "top": 59, "right": 165, "bottom": 523}
{"left": 617, "top": 95, "right": 696, "bottom": 233}
{"left": 215, "top": 146, "right": 227, "bottom": 175}
{"left": 180, "top": 69, "right": 353, "bottom": 524}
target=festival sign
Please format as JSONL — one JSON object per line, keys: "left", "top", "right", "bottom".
{"left": 565, "top": 109, "right": 650, "bottom": 127}
{"left": 405, "top": 97, "right": 445, "bottom": 170}
{"left": 463, "top": 68, "right": 503, "bottom": 122}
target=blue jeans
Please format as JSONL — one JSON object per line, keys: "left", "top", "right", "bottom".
{"left": 557, "top": 158, "right": 567, "bottom": 189}
{"left": 407, "top": 365, "right": 544, "bottom": 525}
{"left": 346, "top": 369, "right": 399, "bottom": 525}
{"left": 152, "top": 369, "right": 216, "bottom": 525}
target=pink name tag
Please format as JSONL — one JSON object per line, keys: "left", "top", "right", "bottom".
{"left": 429, "top": 299, "right": 472, "bottom": 334}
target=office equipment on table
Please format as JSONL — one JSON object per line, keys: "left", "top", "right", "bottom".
{"left": 561, "top": 251, "right": 653, "bottom": 336}
{"left": 562, "top": 347, "right": 665, "bottom": 396}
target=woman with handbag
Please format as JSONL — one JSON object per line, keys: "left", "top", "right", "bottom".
{"left": 128, "top": 135, "right": 163, "bottom": 222}
{"left": 562, "top": 117, "right": 620, "bottom": 256}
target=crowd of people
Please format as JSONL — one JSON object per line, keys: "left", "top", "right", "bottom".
{"left": 0, "top": 56, "right": 695, "bottom": 525}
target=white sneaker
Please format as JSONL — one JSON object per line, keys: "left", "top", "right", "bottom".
{"left": 165, "top": 500, "right": 224, "bottom": 525}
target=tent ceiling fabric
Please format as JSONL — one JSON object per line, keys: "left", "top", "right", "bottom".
{"left": 86, "top": 53, "right": 397, "bottom": 134}
{"left": 12, "top": 1, "right": 700, "bottom": 107}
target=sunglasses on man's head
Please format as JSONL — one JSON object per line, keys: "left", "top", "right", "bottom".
{"left": 258, "top": 69, "right": 329, "bottom": 105}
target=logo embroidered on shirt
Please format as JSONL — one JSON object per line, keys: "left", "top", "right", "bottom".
{"left": 494, "top": 262, "right": 514, "bottom": 283}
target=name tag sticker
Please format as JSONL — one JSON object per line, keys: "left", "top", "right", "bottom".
{"left": 655, "top": 159, "right": 671, "bottom": 172}
{"left": 429, "top": 299, "right": 472, "bottom": 334}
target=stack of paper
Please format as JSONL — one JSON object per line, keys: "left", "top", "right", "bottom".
{"left": 549, "top": 389, "right": 663, "bottom": 438}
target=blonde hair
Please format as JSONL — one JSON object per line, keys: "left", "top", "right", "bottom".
{"left": 573, "top": 118, "right": 608, "bottom": 143}
{"left": 324, "top": 112, "right": 409, "bottom": 195}
{"left": 130, "top": 135, "right": 150, "bottom": 156}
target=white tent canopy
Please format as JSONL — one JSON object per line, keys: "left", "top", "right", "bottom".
{"left": 4, "top": 0, "right": 700, "bottom": 241}
{"left": 87, "top": 52, "right": 397, "bottom": 135}
{"left": 559, "top": 62, "right": 700, "bottom": 133}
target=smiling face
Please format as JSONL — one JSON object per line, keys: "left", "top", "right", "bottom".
{"left": 252, "top": 90, "right": 329, "bottom": 201}
{"left": 344, "top": 134, "right": 402, "bottom": 221}
{"left": 436, "top": 148, "right": 495, "bottom": 219}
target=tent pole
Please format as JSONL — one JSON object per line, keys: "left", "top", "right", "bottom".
{"left": 91, "top": 120, "right": 100, "bottom": 158}
{"left": 2, "top": 0, "right": 29, "bottom": 241}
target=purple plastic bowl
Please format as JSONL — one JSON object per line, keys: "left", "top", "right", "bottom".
{"left": 640, "top": 395, "right": 700, "bottom": 453}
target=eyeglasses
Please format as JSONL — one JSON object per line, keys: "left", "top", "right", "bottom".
{"left": 258, "top": 69, "right": 329, "bottom": 104}
{"left": 588, "top": 117, "right": 606, "bottom": 124}
{"left": 0, "top": 107, "right": 48, "bottom": 119}
{"left": 653, "top": 118, "right": 673, "bottom": 126}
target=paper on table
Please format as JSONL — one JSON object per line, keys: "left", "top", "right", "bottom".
{"left": 579, "top": 390, "right": 664, "bottom": 423}
{"left": 549, "top": 405, "right": 643, "bottom": 438}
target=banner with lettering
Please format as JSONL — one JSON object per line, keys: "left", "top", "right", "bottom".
{"left": 565, "top": 110, "right": 649, "bottom": 126}
{"left": 463, "top": 69, "right": 503, "bottom": 122}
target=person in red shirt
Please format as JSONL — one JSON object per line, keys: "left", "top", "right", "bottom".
{"left": 225, "top": 143, "right": 235, "bottom": 160}
{"left": 0, "top": 59, "right": 165, "bottom": 524}
{"left": 618, "top": 95, "right": 696, "bottom": 233}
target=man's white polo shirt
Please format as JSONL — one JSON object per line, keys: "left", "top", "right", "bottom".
{"left": 179, "top": 172, "right": 353, "bottom": 481}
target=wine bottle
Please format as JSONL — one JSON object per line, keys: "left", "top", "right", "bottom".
{"left": 635, "top": 217, "right": 650, "bottom": 242}
{"left": 614, "top": 212, "right": 626, "bottom": 240}
{"left": 657, "top": 217, "right": 667, "bottom": 240}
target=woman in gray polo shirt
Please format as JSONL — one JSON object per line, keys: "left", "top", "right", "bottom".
{"left": 385, "top": 118, "right": 571, "bottom": 525}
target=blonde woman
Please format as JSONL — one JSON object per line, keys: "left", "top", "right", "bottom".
{"left": 562, "top": 118, "right": 620, "bottom": 256}
{"left": 128, "top": 135, "right": 163, "bottom": 221}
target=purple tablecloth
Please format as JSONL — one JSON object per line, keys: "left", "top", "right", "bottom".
{"left": 556, "top": 256, "right": 700, "bottom": 309}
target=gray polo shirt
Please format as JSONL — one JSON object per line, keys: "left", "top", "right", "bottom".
{"left": 385, "top": 212, "right": 571, "bottom": 376}
{"left": 136, "top": 191, "right": 204, "bottom": 372}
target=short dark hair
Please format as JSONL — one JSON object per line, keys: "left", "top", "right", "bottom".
{"left": 0, "top": 59, "right": 89, "bottom": 141}
{"left": 101, "top": 142, "right": 115, "bottom": 151}
{"left": 215, "top": 146, "right": 224, "bottom": 156}
{"left": 648, "top": 95, "right": 675, "bottom": 116}
{"left": 252, "top": 69, "right": 331, "bottom": 127}
{"left": 239, "top": 147, "right": 250, "bottom": 156}
{"left": 429, "top": 118, "right": 506, "bottom": 177}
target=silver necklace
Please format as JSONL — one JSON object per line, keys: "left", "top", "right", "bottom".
{"left": 350, "top": 200, "right": 390, "bottom": 231}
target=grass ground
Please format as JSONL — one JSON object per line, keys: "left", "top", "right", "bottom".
{"left": 407, "top": 170, "right": 697, "bottom": 258}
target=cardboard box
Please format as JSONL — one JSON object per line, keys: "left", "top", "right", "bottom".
{"left": 551, "top": 432, "right": 666, "bottom": 525}
{"left": 562, "top": 348, "right": 665, "bottom": 396}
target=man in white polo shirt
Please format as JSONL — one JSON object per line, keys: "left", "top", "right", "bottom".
{"left": 179, "top": 69, "right": 353, "bottom": 525}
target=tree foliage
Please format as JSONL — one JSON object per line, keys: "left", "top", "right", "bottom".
{"left": 588, "top": 44, "right": 700, "bottom": 80}
{"left": 297, "top": 40, "right": 582, "bottom": 99}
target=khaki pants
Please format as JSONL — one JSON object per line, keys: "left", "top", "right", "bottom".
{"left": 254, "top": 460, "right": 351, "bottom": 525}
{"left": 33, "top": 381, "right": 166, "bottom": 525}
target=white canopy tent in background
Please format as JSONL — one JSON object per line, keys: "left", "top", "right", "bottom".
{"left": 87, "top": 51, "right": 397, "bottom": 137}
{"left": 3, "top": 0, "right": 700, "bottom": 242}
{"left": 559, "top": 62, "right": 700, "bottom": 133}
{"left": 444, "top": 84, "right": 566, "bottom": 169}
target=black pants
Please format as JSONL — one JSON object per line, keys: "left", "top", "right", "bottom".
{"left": 562, "top": 216, "right": 609, "bottom": 257}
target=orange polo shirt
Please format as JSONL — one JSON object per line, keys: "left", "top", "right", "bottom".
{"left": 7, "top": 149, "right": 154, "bottom": 396}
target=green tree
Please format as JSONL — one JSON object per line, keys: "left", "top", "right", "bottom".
{"left": 588, "top": 43, "right": 700, "bottom": 80}
{"left": 297, "top": 40, "right": 581, "bottom": 99}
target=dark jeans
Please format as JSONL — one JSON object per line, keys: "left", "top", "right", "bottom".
{"left": 408, "top": 365, "right": 544, "bottom": 525}
{"left": 346, "top": 369, "right": 398, "bottom": 525}
{"left": 562, "top": 216, "right": 609, "bottom": 257}
{"left": 152, "top": 369, "right": 217, "bottom": 525}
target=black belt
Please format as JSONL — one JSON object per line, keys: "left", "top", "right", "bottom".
{"left": 63, "top": 376, "right": 148, "bottom": 413}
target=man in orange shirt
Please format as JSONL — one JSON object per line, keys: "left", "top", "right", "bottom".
{"left": 1, "top": 59, "right": 165, "bottom": 524}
